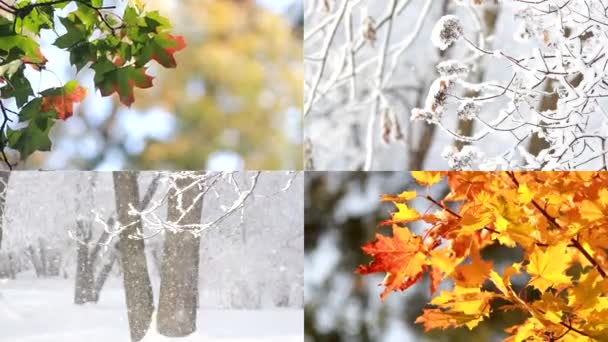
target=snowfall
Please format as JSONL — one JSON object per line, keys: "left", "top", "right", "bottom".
{"left": 0, "top": 274, "right": 303, "bottom": 342}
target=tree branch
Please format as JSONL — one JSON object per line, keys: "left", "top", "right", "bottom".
{"left": 506, "top": 171, "right": 607, "bottom": 278}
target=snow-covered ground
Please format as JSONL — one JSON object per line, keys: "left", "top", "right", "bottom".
{"left": 0, "top": 276, "right": 303, "bottom": 342}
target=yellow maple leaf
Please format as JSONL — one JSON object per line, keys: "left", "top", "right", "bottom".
{"left": 458, "top": 205, "right": 492, "bottom": 234}
{"left": 381, "top": 190, "right": 416, "bottom": 202}
{"left": 580, "top": 200, "right": 605, "bottom": 222}
{"left": 415, "top": 308, "right": 486, "bottom": 331}
{"left": 599, "top": 188, "right": 608, "bottom": 208}
{"left": 507, "top": 317, "right": 549, "bottom": 342}
{"left": 391, "top": 203, "right": 420, "bottom": 223}
{"left": 518, "top": 183, "right": 534, "bottom": 204}
{"left": 493, "top": 214, "right": 536, "bottom": 248}
{"left": 431, "top": 286, "right": 494, "bottom": 315}
{"left": 416, "top": 287, "right": 494, "bottom": 331}
{"left": 568, "top": 269, "right": 608, "bottom": 310}
{"left": 429, "top": 248, "right": 464, "bottom": 276}
{"left": 526, "top": 244, "right": 572, "bottom": 292}
{"left": 411, "top": 171, "right": 444, "bottom": 186}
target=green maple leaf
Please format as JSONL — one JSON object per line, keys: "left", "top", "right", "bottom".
{"left": 1, "top": 66, "right": 33, "bottom": 107}
{"left": 7, "top": 119, "right": 53, "bottom": 159}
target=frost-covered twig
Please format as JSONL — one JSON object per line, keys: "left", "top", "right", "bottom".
{"left": 304, "top": 0, "right": 447, "bottom": 170}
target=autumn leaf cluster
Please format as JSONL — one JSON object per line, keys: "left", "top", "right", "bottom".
{"left": 0, "top": 0, "right": 185, "bottom": 164}
{"left": 358, "top": 171, "right": 608, "bottom": 341}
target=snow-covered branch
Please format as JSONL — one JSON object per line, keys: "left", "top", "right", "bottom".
{"left": 306, "top": 0, "right": 608, "bottom": 170}
{"left": 85, "top": 171, "right": 300, "bottom": 243}
{"left": 407, "top": 1, "right": 607, "bottom": 169}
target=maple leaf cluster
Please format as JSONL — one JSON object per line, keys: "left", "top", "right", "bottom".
{"left": 358, "top": 171, "right": 608, "bottom": 341}
{"left": 0, "top": 0, "right": 186, "bottom": 165}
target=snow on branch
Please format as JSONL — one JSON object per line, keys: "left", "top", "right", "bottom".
{"left": 305, "top": 0, "right": 608, "bottom": 170}
{"left": 415, "top": 0, "right": 608, "bottom": 170}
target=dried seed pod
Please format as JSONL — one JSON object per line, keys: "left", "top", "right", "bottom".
{"left": 380, "top": 107, "right": 392, "bottom": 145}
{"left": 431, "top": 15, "right": 464, "bottom": 50}
{"left": 390, "top": 110, "right": 405, "bottom": 142}
{"left": 362, "top": 16, "right": 377, "bottom": 47}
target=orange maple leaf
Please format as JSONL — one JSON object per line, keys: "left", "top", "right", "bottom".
{"left": 453, "top": 240, "right": 493, "bottom": 288}
{"left": 357, "top": 225, "right": 427, "bottom": 300}
{"left": 22, "top": 48, "right": 48, "bottom": 70}
{"left": 429, "top": 266, "right": 442, "bottom": 295}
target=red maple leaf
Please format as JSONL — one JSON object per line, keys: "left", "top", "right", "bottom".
{"left": 151, "top": 34, "right": 186, "bottom": 68}
{"left": 41, "top": 83, "right": 87, "bottom": 120}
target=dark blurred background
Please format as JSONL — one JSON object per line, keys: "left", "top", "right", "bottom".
{"left": 304, "top": 172, "right": 525, "bottom": 342}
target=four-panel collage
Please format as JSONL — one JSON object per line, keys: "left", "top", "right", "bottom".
{"left": 1, "top": 0, "right": 607, "bottom": 341}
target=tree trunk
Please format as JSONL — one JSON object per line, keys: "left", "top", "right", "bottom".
{"left": 39, "top": 238, "right": 48, "bottom": 277}
{"left": 0, "top": 172, "right": 10, "bottom": 251}
{"left": 408, "top": 0, "right": 448, "bottom": 170}
{"left": 93, "top": 250, "right": 117, "bottom": 302}
{"left": 157, "top": 173, "right": 204, "bottom": 337}
{"left": 527, "top": 27, "right": 584, "bottom": 161}
{"left": 528, "top": 74, "right": 583, "bottom": 159}
{"left": 455, "top": 8, "right": 498, "bottom": 150}
{"left": 113, "top": 171, "right": 154, "bottom": 342}
{"left": 74, "top": 236, "right": 96, "bottom": 303}
{"left": 74, "top": 220, "right": 97, "bottom": 304}
{"left": 94, "top": 177, "right": 160, "bottom": 302}
{"left": 8, "top": 252, "right": 15, "bottom": 279}
{"left": 27, "top": 245, "right": 42, "bottom": 277}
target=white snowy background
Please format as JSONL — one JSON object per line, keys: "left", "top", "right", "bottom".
{"left": 0, "top": 171, "right": 304, "bottom": 341}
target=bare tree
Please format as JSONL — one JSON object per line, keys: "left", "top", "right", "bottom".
{"left": 72, "top": 174, "right": 161, "bottom": 305}
{"left": 27, "top": 243, "right": 46, "bottom": 277}
{"left": 83, "top": 171, "right": 297, "bottom": 338}
{"left": 73, "top": 218, "right": 119, "bottom": 303}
